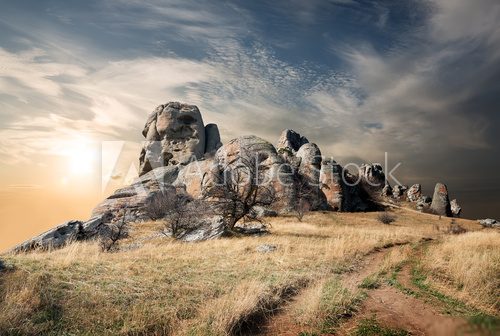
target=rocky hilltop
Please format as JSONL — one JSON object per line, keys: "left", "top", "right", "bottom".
{"left": 13, "top": 102, "right": 463, "bottom": 252}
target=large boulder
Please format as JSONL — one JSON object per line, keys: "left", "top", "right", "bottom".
{"left": 139, "top": 102, "right": 206, "bottom": 175}
{"left": 392, "top": 185, "right": 408, "bottom": 198}
{"left": 214, "top": 135, "right": 295, "bottom": 213}
{"left": 276, "top": 129, "right": 309, "bottom": 153}
{"left": 450, "top": 199, "right": 462, "bottom": 217}
{"left": 478, "top": 219, "right": 499, "bottom": 228}
{"left": 407, "top": 184, "right": 422, "bottom": 202}
{"left": 430, "top": 183, "right": 452, "bottom": 216}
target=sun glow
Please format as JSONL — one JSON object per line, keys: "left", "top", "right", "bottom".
{"left": 58, "top": 139, "right": 97, "bottom": 176}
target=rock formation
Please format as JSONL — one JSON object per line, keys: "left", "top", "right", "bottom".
{"left": 139, "top": 102, "right": 221, "bottom": 176}
{"left": 430, "top": 183, "right": 452, "bottom": 216}
{"left": 407, "top": 184, "right": 422, "bottom": 202}
{"left": 13, "top": 101, "right": 464, "bottom": 251}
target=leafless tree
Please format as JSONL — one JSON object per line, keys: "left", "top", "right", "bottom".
{"left": 99, "top": 213, "right": 129, "bottom": 252}
{"left": 292, "top": 175, "right": 314, "bottom": 222}
{"left": 146, "top": 190, "right": 214, "bottom": 238}
{"left": 203, "top": 149, "right": 277, "bottom": 231}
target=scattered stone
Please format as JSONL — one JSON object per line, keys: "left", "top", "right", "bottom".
{"left": 450, "top": 199, "right": 462, "bottom": 217}
{"left": 407, "top": 184, "right": 422, "bottom": 202}
{"left": 255, "top": 244, "right": 277, "bottom": 253}
{"left": 430, "top": 183, "right": 452, "bottom": 217}
{"left": 478, "top": 219, "right": 499, "bottom": 228}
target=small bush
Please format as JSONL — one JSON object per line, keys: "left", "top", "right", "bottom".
{"left": 378, "top": 212, "right": 396, "bottom": 225}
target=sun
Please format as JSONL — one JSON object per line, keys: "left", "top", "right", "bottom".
{"left": 62, "top": 140, "right": 97, "bottom": 176}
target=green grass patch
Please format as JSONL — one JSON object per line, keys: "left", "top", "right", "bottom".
{"left": 354, "top": 317, "right": 410, "bottom": 336}
{"left": 319, "top": 278, "right": 365, "bottom": 333}
{"left": 411, "top": 265, "right": 500, "bottom": 333}
{"left": 359, "top": 274, "right": 382, "bottom": 289}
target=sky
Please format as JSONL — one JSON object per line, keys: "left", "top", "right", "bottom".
{"left": 1, "top": 0, "right": 500, "bottom": 250}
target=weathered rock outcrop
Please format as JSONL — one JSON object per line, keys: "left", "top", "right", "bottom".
{"left": 215, "top": 135, "right": 295, "bottom": 213}
{"left": 319, "top": 159, "right": 343, "bottom": 211}
{"left": 430, "top": 183, "right": 452, "bottom": 216}
{"left": 13, "top": 101, "right": 465, "bottom": 251}
{"left": 138, "top": 102, "right": 223, "bottom": 176}
{"left": 12, "top": 213, "right": 113, "bottom": 252}
{"left": 407, "top": 184, "right": 422, "bottom": 202}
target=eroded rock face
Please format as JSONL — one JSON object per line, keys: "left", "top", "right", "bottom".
{"left": 320, "top": 159, "right": 343, "bottom": 211}
{"left": 450, "top": 199, "right": 462, "bottom": 217}
{"left": 430, "top": 183, "right": 452, "bottom": 216}
{"left": 276, "top": 129, "right": 309, "bottom": 153}
{"left": 214, "top": 135, "right": 294, "bottom": 212}
{"left": 407, "top": 184, "right": 422, "bottom": 202}
{"left": 139, "top": 102, "right": 206, "bottom": 175}
{"left": 296, "top": 143, "right": 322, "bottom": 186}
{"left": 93, "top": 166, "right": 181, "bottom": 222}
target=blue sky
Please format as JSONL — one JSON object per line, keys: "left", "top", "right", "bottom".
{"left": 1, "top": 0, "right": 500, "bottom": 219}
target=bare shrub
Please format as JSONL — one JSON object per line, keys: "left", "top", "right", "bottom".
{"left": 377, "top": 212, "right": 396, "bottom": 225}
{"left": 99, "top": 215, "right": 128, "bottom": 252}
{"left": 446, "top": 220, "right": 467, "bottom": 235}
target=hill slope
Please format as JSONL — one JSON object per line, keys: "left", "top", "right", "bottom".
{"left": 1, "top": 209, "right": 498, "bottom": 335}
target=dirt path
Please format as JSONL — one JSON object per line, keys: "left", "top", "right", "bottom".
{"left": 257, "top": 243, "right": 410, "bottom": 336}
{"left": 256, "top": 239, "right": 482, "bottom": 336}
{"left": 337, "top": 244, "right": 479, "bottom": 336}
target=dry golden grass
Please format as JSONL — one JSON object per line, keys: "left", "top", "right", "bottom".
{"left": 421, "top": 230, "right": 500, "bottom": 315}
{"left": 0, "top": 209, "right": 487, "bottom": 335}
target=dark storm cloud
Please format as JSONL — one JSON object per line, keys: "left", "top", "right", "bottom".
{"left": 0, "top": 0, "right": 499, "bottom": 218}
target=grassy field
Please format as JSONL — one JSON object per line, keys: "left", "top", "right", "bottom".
{"left": 0, "top": 209, "right": 497, "bottom": 335}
